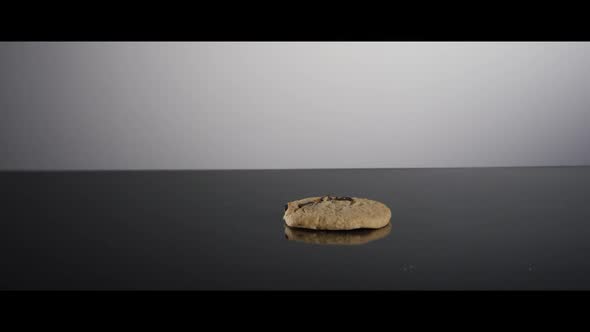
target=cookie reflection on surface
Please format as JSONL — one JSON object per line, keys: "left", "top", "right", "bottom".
{"left": 284, "top": 223, "right": 391, "bottom": 245}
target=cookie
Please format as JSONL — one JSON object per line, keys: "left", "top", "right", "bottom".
{"left": 283, "top": 196, "right": 391, "bottom": 230}
{"left": 284, "top": 223, "right": 391, "bottom": 245}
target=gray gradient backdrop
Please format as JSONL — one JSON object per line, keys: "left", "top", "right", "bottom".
{"left": 1, "top": 42, "right": 590, "bottom": 170}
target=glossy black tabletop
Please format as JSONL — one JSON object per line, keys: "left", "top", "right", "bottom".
{"left": 2, "top": 167, "right": 590, "bottom": 290}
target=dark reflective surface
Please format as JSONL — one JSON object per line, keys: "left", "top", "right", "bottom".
{"left": 1, "top": 167, "right": 590, "bottom": 290}
{"left": 285, "top": 224, "right": 392, "bottom": 246}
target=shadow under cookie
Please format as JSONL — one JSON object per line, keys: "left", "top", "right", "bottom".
{"left": 284, "top": 223, "right": 391, "bottom": 246}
